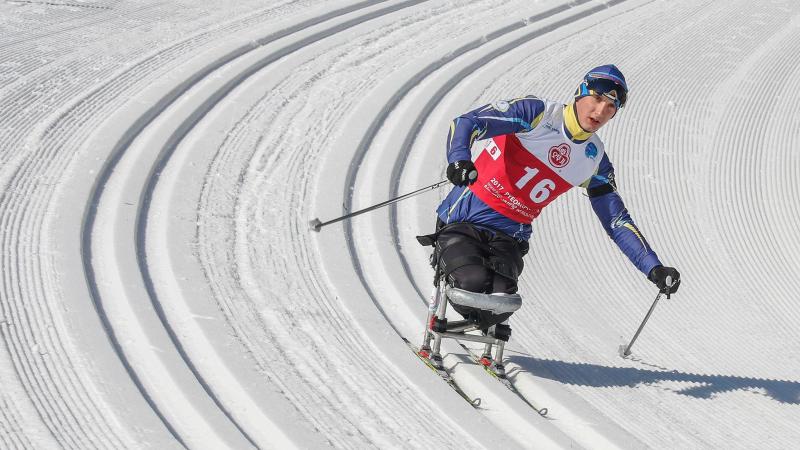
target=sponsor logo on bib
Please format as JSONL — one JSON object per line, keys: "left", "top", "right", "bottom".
{"left": 543, "top": 122, "right": 559, "bottom": 134}
{"left": 548, "top": 143, "right": 571, "bottom": 168}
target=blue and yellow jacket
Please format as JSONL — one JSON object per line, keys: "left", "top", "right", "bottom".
{"left": 436, "top": 96, "right": 662, "bottom": 276}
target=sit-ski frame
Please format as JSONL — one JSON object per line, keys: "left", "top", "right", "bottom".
{"left": 418, "top": 274, "right": 509, "bottom": 377}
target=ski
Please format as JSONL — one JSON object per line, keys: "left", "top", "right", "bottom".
{"left": 402, "top": 338, "right": 481, "bottom": 408}
{"left": 458, "top": 342, "right": 548, "bottom": 417}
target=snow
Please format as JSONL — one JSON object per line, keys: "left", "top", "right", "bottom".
{"left": 1, "top": 0, "right": 799, "bottom": 448}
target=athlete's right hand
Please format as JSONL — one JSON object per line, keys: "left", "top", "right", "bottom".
{"left": 446, "top": 160, "right": 478, "bottom": 186}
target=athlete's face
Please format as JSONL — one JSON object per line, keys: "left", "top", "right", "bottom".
{"left": 575, "top": 94, "right": 617, "bottom": 132}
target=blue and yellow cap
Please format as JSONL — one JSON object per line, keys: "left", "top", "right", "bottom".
{"left": 575, "top": 64, "right": 628, "bottom": 109}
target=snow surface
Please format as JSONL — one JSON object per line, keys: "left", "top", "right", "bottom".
{"left": 1, "top": 0, "right": 799, "bottom": 448}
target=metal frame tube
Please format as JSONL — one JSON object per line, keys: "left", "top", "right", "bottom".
{"left": 447, "top": 322, "right": 481, "bottom": 333}
{"left": 421, "top": 284, "right": 442, "bottom": 349}
{"left": 482, "top": 342, "right": 493, "bottom": 360}
{"left": 494, "top": 340, "right": 506, "bottom": 363}
{"left": 430, "top": 280, "right": 449, "bottom": 357}
{"left": 433, "top": 331, "right": 501, "bottom": 345}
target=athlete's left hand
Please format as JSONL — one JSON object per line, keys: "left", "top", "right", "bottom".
{"left": 648, "top": 265, "right": 681, "bottom": 294}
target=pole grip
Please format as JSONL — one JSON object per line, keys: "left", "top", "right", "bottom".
{"left": 665, "top": 275, "right": 673, "bottom": 299}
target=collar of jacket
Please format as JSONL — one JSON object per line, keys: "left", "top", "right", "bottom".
{"left": 562, "top": 102, "right": 593, "bottom": 144}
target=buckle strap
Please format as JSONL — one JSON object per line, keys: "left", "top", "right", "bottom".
{"left": 441, "top": 254, "right": 518, "bottom": 282}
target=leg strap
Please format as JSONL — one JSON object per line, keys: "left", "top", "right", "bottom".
{"left": 486, "top": 255, "right": 520, "bottom": 281}
{"left": 441, "top": 253, "right": 518, "bottom": 282}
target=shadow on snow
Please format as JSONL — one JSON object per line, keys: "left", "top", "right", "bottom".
{"left": 508, "top": 354, "right": 800, "bottom": 405}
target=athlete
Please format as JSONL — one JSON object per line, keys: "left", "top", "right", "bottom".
{"left": 431, "top": 64, "right": 680, "bottom": 328}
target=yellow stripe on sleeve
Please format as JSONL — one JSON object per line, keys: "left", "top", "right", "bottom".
{"left": 623, "top": 223, "right": 648, "bottom": 249}
{"left": 469, "top": 128, "right": 481, "bottom": 146}
{"left": 531, "top": 111, "right": 544, "bottom": 129}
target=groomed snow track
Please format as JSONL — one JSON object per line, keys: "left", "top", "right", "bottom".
{"left": 1, "top": 0, "right": 799, "bottom": 448}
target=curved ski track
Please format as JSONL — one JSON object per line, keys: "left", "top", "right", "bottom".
{"left": 82, "top": 1, "right": 452, "bottom": 448}
{"left": 2, "top": 3, "right": 348, "bottom": 447}
{"left": 3, "top": 0, "right": 800, "bottom": 449}
{"left": 2, "top": 0, "right": 444, "bottom": 447}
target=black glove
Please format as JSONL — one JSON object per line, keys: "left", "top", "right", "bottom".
{"left": 446, "top": 160, "right": 478, "bottom": 186}
{"left": 648, "top": 265, "right": 681, "bottom": 294}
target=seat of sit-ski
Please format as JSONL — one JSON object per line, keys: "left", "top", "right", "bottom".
{"left": 445, "top": 287, "right": 522, "bottom": 315}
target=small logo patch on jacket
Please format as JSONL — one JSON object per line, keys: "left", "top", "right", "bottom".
{"left": 492, "top": 100, "right": 510, "bottom": 112}
{"left": 585, "top": 142, "right": 598, "bottom": 160}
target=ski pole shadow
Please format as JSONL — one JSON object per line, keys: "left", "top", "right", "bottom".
{"left": 506, "top": 354, "right": 800, "bottom": 405}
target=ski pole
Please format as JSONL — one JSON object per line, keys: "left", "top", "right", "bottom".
{"left": 309, "top": 179, "right": 450, "bottom": 232}
{"left": 620, "top": 276, "right": 673, "bottom": 358}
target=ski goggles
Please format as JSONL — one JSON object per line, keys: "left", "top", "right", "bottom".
{"left": 579, "top": 75, "right": 628, "bottom": 109}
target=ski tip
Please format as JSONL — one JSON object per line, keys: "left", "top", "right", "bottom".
{"left": 309, "top": 218, "right": 323, "bottom": 232}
